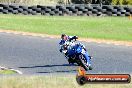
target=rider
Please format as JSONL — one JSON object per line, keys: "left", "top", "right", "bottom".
{"left": 59, "top": 34, "right": 92, "bottom": 69}
{"left": 59, "top": 34, "right": 78, "bottom": 55}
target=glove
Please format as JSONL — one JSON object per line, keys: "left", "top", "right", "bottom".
{"left": 69, "top": 36, "right": 78, "bottom": 42}
{"left": 72, "top": 36, "right": 78, "bottom": 41}
{"left": 73, "top": 36, "right": 78, "bottom": 39}
{"left": 75, "top": 36, "right": 78, "bottom": 39}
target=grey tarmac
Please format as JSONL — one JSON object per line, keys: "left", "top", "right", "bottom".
{"left": 0, "top": 32, "right": 132, "bottom": 75}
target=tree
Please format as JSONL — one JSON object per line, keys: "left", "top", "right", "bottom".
{"left": 112, "top": 0, "right": 132, "bottom": 5}
{"left": 70, "top": 0, "right": 112, "bottom": 4}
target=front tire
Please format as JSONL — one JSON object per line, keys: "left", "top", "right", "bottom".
{"left": 78, "top": 54, "right": 89, "bottom": 71}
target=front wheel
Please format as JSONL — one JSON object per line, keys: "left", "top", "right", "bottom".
{"left": 78, "top": 54, "right": 89, "bottom": 71}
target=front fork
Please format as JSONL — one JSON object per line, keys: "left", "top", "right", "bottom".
{"left": 83, "top": 52, "right": 91, "bottom": 66}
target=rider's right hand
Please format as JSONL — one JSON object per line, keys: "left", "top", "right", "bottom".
{"left": 73, "top": 36, "right": 78, "bottom": 41}
{"left": 75, "top": 36, "right": 78, "bottom": 39}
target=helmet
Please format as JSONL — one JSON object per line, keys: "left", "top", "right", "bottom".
{"left": 61, "top": 34, "right": 66, "bottom": 39}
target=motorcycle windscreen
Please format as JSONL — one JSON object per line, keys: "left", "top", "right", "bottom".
{"left": 67, "top": 45, "right": 82, "bottom": 56}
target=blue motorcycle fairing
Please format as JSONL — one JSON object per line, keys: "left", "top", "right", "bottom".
{"left": 67, "top": 44, "right": 91, "bottom": 66}
{"left": 76, "top": 45, "right": 82, "bottom": 53}
{"left": 67, "top": 44, "right": 82, "bottom": 56}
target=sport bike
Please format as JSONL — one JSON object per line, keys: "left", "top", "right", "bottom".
{"left": 63, "top": 41, "right": 92, "bottom": 71}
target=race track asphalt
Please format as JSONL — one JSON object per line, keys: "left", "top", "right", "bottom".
{"left": 0, "top": 32, "right": 132, "bottom": 75}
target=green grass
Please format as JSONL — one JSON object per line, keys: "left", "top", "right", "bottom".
{"left": 0, "top": 75, "right": 131, "bottom": 88}
{"left": 0, "top": 14, "right": 132, "bottom": 41}
{"left": 0, "top": 70, "right": 16, "bottom": 75}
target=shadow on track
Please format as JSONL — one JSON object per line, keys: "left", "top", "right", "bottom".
{"left": 19, "top": 64, "right": 78, "bottom": 68}
{"left": 37, "top": 70, "right": 77, "bottom": 74}
{"left": 19, "top": 64, "right": 78, "bottom": 74}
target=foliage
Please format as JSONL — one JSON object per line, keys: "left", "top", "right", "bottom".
{"left": 0, "top": 15, "right": 132, "bottom": 41}
{"left": 112, "top": 0, "right": 132, "bottom": 5}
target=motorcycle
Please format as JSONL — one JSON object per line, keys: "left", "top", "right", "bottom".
{"left": 62, "top": 40, "right": 92, "bottom": 71}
